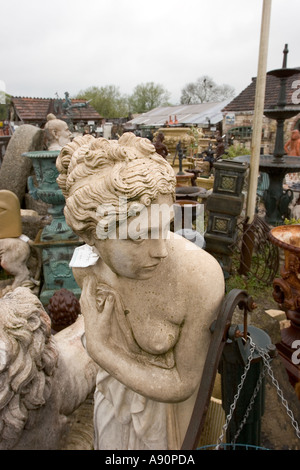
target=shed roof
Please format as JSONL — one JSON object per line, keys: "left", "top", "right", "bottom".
{"left": 11, "top": 97, "right": 102, "bottom": 123}
{"left": 222, "top": 69, "right": 300, "bottom": 113}
{"left": 127, "top": 100, "right": 230, "bottom": 127}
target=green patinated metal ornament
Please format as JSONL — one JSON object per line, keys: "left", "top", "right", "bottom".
{"left": 23, "top": 149, "right": 82, "bottom": 305}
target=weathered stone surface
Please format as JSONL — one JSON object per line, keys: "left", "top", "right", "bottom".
{"left": 20, "top": 208, "right": 50, "bottom": 241}
{"left": 59, "top": 394, "right": 94, "bottom": 450}
{"left": 0, "top": 125, "right": 44, "bottom": 203}
{"left": 56, "top": 132, "right": 225, "bottom": 450}
{"left": 0, "top": 208, "right": 47, "bottom": 298}
{"left": 0, "top": 287, "right": 99, "bottom": 450}
{"left": 0, "top": 237, "right": 31, "bottom": 295}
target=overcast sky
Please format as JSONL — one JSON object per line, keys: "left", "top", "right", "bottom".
{"left": 1, "top": 0, "right": 299, "bottom": 105}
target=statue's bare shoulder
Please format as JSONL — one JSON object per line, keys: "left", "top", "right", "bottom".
{"left": 167, "top": 232, "right": 224, "bottom": 291}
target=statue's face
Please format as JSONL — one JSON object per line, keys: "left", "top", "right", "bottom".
{"left": 47, "top": 121, "right": 72, "bottom": 150}
{"left": 57, "top": 122, "right": 73, "bottom": 148}
{"left": 94, "top": 194, "right": 174, "bottom": 280}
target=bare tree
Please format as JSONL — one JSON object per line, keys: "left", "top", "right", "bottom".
{"left": 180, "top": 76, "right": 235, "bottom": 104}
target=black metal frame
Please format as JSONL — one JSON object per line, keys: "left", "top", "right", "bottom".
{"left": 181, "top": 289, "right": 255, "bottom": 450}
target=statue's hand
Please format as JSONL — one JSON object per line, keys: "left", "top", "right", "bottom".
{"left": 80, "top": 277, "right": 115, "bottom": 344}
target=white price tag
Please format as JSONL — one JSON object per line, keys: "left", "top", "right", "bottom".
{"left": 19, "top": 234, "right": 30, "bottom": 243}
{"left": 69, "top": 244, "right": 100, "bottom": 268}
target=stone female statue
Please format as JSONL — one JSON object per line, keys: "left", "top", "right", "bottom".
{"left": 56, "top": 132, "right": 224, "bottom": 450}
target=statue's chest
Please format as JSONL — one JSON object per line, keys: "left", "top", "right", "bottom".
{"left": 124, "top": 296, "right": 182, "bottom": 356}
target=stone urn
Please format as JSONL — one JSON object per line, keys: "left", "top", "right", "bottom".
{"left": 23, "top": 150, "right": 82, "bottom": 305}
{"left": 269, "top": 224, "right": 300, "bottom": 385}
{"left": 154, "top": 127, "right": 195, "bottom": 156}
{"left": 25, "top": 150, "right": 76, "bottom": 241}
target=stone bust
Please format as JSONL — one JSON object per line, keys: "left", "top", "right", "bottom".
{"left": 44, "top": 113, "right": 72, "bottom": 151}
{"left": 56, "top": 132, "right": 225, "bottom": 450}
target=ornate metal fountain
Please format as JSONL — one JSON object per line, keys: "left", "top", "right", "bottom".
{"left": 235, "top": 45, "right": 300, "bottom": 226}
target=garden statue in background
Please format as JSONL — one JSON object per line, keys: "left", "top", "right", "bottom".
{"left": 202, "top": 143, "right": 216, "bottom": 171}
{"left": 44, "top": 113, "right": 73, "bottom": 151}
{"left": 47, "top": 287, "right": 81, "bottom": 333}
{"left": 284, "top": 129, "right": 300, "bottom": 156}
{"left": 173, "top": 139, "right": 185, "bottom": 173}
{"left": 0, "top": 190, "right": 34, "bottom": 296}
{"left": 284, "top": 129, "right": 300, "bottom": 187}
{"left": 0, "top": 287, "right": 99, "bottom": 450}
{"left": 62, "top": 91, "right": 91, "bottom": 115}
{"left": 56, "top": 132, "right": 224, "bottom": 450}
{"left": 153, "top": 131, "right": 169, "bottom": 159}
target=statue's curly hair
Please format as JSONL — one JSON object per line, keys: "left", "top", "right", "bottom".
{"left": 56, "top": 132, "right": 176, "bottom": 241}
{"left": 0, "top": 288, "right": 58, "bottom": 449}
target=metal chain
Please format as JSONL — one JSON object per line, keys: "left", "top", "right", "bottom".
{"left": 231, "top": 366, "right": 266, "bottom": 445}
{"left": 215, "top": 334, "right": 300, "bottom": 450}
{"left": 249, "top": 336, "right": 300, "bottom": 440}
{"left": 215, "top": 338, "right": 256, "bottom": 449}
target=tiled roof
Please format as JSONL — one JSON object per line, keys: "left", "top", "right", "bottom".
{"left": 11, "top": 97, "right": 102, "bottom": 122}
{"left": 222, "top": 69, "right": 300, "bottom": 112}
{"left": 12, "top": 97, "right": 51, "bottom": 121}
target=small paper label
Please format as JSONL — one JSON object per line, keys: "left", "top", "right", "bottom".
{"left": 19, "top": 234, "right": 30, "bottom": 243}
{"left": 69, "top": 244, "right": 100, "bottom": 268}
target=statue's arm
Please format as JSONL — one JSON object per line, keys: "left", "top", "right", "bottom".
{"left": 80, "top": 273, "right": 223, "bottom": 403}
{"left": 284, "top": 139, "right": 291, "bottom": 153}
